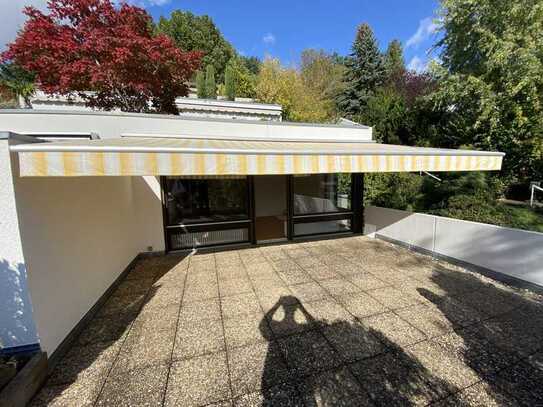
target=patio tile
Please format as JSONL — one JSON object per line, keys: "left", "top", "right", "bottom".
{"left": 289, "top": 282, "right": 330, "bottom": 304}
{"left": 95, "top": 363, "right": 168, "bottom": 406}
{"left": 229, "top": 341, "right": 291, "bottom": 397}
{"left": 217, "top": 266, "right": 248, "bottom": 281}
{"left": 165, "top": 352, "right": 231, "bottom": 407}
{"left": 278, "top": 330, "right": 341, "bottom": 376}
{"left": 252, "top": 276, "right": 287, "bottom": 292}
{"left": 112, "top": 326, "right": 175, "bottom": 373}
{"left": 346, "top": 272, "right": 390, "bottom": 291}
{"left": 296, "top": 256, "right": 326, "bottom": 269}
{"left": 233, "top": 382, "right": 304, "bottom": 407}
{"left": 219, "top": 277, "right": 254, "bottom": 297}
{"left": 153, "top": 268, "right": 187, "bottom": 288}
{"left": 173, "top": 318, "right": 225, "bottom": 359}
{"left": 456, "top": 287, "right": 521, "bottom": 317}
{"left": 141, "top": 286, "right": 183, "bottom": 310}
{"left": 30, "top": 381, "right": 101, "bottom": 407}
{"left": 47, "top": 340, "right": 121, "bottom": 386}
{"left": 183, "top": 281, "right": 219, "bottom": 302}
{"left": 224, "top": 311, "right": 271, "bottom": 348}
{"left": 319, "top": 278, "right": 361, "bottom": 298}
{"left": 304, "top": 298, "right": 355, "bottom": 325}
{"left": 179, "top": 297, "right": 221, "bottom": 323}
{"left": 350, "top": 352, "right": 441, "bottom": 406}
{"left": 96, "top": 292, "right": 146, "bottom": 318}
{"left": 303, "top": 265, "right": 339, "bottom": 281}
{"left": 113, "top": 277, "right": 155, "bottom": 296}
{"left": 362, "top": 312, "right": 426, "bottom": 348}
{"left": 257, "top": 289, "right": 298, "bottom": 313}
{"left": 277, "top": 268, "right": 313, "bottom": 286}
{"left": 469, "top": 316, "right": 540, "bottom": 357}
{"left": 266, "top": 302, "right": 317, "bottom": 338}
{"left": 432, "top": 329, "right": 520, "bottom": 377}
{"left": 366, "top": 286, "right": 420, "bottom": 310}
{"left": 338, "top": 292, "right": 388, "bottom": 318}
{"left": 490, "top": 359, "right": 543, "bottom": 406}
{"left": 396, "top": 304, "right": 456, "bottom": 338}
{"left": 221, "top": 292, "right": 263, "bottom": 318}
{"left": 328, "top": 262, "right": 365, "bottom": 277}
{"left": 132, "top": 303, "right": 179, "bottom": 332}
{"left": 435, "top": 382, "right": 516, "bottom": 406}
{"left": 407, "top": 339, "right": 481, "bottom": 392}
{"left": 421, "top": 293, "right": 486, "bottom": 326}
{"left": 300, "top": 367, "right": 372, "bottom": 406}
{"left": 322, "top": 320, "right": 385, "bottom": 362}
{"left": 77, "top": 314, "right": 133, "bottom": 345}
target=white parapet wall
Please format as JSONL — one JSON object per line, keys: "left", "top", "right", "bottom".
{"left": 365, "top": 205, "right": 543, "bottom": 288}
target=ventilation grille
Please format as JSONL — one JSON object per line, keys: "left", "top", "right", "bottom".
{"left": 170, "top": 228, "right": 249, "bottom": 249}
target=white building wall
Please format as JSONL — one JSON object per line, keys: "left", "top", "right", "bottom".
{"left": 0, "top": 136, "right": 39, "bottom": 350}
{"left": 365, "top": 205, "right": 543, "bottom": 288}
{"left": 11, "top": 173, "right": 164, "bottom": 355}
{"left": 0, "top": 110, "right": 373, "bottom": 143}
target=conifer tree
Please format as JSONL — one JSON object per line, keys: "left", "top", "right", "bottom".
{"left": 224, "top": 62, "right": 236, "bottom": 101}
{"left": 196, "top": 70, "right": 207, "bottom": 98}
{"left": 205, "top": 65, "right": 217, "bottom": 99}
{"left": 383, "top": 39, "right": 405, "bottom": 80}
{"left": 337, "top": 23, "right": 385, "bottom": 117}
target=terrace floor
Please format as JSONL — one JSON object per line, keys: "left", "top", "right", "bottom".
{"left": 31, "top": 236, "right": 543, "bottom": 406}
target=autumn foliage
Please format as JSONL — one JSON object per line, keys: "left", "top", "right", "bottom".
{"left": 2, "top": 0, "right": 202, "bottom": 114}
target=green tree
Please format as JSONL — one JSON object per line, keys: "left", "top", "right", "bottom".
{"left": 383, "top": 39, "right": 405, "bottom": 81}
{"left": 195, "top": 70, "right": 207, "bottom": 98}
{"left": 255, "top": 58, "right": 330, "bottom": 122}
{"left": 239, "top": 56, "right": 261, "bottom": 75}
{"left": 205, "top": 65, "right": 217, "bottom": 99}
{"left": 224, "top": 61, "right": 236, "bottom": 100}
{"left": 430, "top": 0, "right": 543, "bottom": 183}
{"left": 337, "top": 23, "right": 385, "bottom": 117}
{"left": 300, "top": 49, "right": 346, "bottom": 117}
{"left": 0, "top": 64, "right": 35, "bottom": 108}
{"left": 362, "top": 87, "right": 407, "bottom": 144}
{"left": 156, "top": 11, "right": 235, "bottom": 82}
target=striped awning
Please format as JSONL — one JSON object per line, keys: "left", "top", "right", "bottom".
{"left": 11, "top": 137, "right": 504, "bottom": 177}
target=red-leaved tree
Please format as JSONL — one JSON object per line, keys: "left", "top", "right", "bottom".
{"left": 2, "top": 0, "right": 202, "bottom": 114}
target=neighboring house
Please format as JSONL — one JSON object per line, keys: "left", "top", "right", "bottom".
{"left": 28, "top": 91, "right": 283, "bottom": 121}
{"left": 0, "top": 109, "right": 503, "bottom": 366}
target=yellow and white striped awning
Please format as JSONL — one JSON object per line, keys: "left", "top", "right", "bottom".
{"left": 11, "top": 137, "right": 504, "bottom": 177}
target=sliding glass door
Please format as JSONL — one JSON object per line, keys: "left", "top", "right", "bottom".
{"left": 289, "top": 174, "right": 360, "bottom": 237}
{"left": 162, "top": 176, "right": 253, "bottom": 250}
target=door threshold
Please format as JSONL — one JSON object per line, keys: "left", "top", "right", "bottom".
{"left": 257, "top": 238, "right": 288, "bottom": 244}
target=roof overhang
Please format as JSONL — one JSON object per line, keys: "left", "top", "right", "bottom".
{"left": 10, "top": 136, "right": 504, "bottom": 177}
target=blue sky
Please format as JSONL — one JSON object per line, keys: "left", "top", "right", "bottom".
{"left": 3, "top": 0, "right": 441, "bottom": 71}
{"left": 147, "top": 0, "right": 441, "bottom": 70}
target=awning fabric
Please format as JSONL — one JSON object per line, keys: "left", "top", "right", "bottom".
{"left": 11, "top": 137, "right": 504, "bottom": 177}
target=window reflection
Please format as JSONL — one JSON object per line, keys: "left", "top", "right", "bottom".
{"left": 293, "top": 174, "right": 351, "bottom": 215}
{"left": 165, "top": 177, "right": 249, "bottom": 225}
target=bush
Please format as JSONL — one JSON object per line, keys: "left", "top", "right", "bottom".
{"left": 364, "top": 173, "right": 424, "bottom": 211}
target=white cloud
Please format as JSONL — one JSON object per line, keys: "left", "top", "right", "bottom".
{"left": 262, "top": 33, "right": 276, "bottom": 45}
{"left": 407, "top": 56, "right": 427, "bottom": 73}
{"left": 406, "top": 17, "right": 438, "bottom": 49}
{"left": 0, "top": 0, "right": 48, "bottom": 52}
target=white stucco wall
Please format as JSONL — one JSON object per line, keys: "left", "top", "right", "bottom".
{"left": 365, "top": 206, "right": 543, "bottom": 288}
{"left": 0, "top": 137, "right": 39, "bottom": 350}
{"left": 9, "top": 171, "right": 164, "bottom": 355}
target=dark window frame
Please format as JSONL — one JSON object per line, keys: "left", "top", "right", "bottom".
{"left": 161, "top": 176, "right": 255, "bottom": 251}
